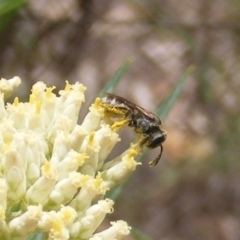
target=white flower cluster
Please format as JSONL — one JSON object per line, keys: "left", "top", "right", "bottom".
{"left": 0, "top": 77, "right": 140, "bottom": 240}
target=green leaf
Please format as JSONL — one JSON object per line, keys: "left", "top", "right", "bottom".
{"left": 0, "top": 12, "right": 14, "bottom": 34}
{"left": 131, "top": 226, "right": 154, "bottom": 240}
{"left": 0, "top": 0, "right": 29, "bottom": 34}
{"left": 10, "top": 202, "right": 21, "bottom": 212}
{"left": 155, "top": 65, "right": 194, "bottom": 120}
{"left": 0, "top": 0, "right": 28, "bottom": 16}
{"left": 27, "top": 233, "right": 46, "bottom": 240}
{"left": 97, "top": 59, "right": 132, "bottom": 98}
{"left": 105, "top": 180, "right": 128, "bottom": 200}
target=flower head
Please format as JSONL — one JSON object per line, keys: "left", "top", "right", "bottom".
{"left": 0, "top": 77, "right": 138, "bottom": 240}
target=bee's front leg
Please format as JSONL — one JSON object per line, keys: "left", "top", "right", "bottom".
{"left": 131, "top": 135, "right": 149, "bottom": 155}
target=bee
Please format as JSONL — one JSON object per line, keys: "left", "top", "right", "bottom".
{"left": 101, "top": 93, "right": 167, "bottom": 166}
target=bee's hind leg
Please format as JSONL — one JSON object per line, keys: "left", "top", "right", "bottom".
{"left": 111, "top": 118, "right": 131, "bottom": 131}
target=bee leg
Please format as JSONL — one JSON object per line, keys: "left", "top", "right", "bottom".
{"left": 100, "top": 103, "right": 126, "bottom": 115}
{"left": 148, "top": 144, "right": 163, "bottom": 167}
{"left": 111, "top": 118, "right": 130, "bottom": 131}
{"left": 132, "top": 135, "right": 149, "bottom": 155}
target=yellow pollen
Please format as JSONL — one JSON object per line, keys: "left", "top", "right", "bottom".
{"left": 62, "top": 209, "right": 71, "bottom": 221}
{"left": 94, "top": 175, "right": 102, "bottom": 188}
{"left": 128, "top": 149, "right": 137, "bottom": 159}
{"left": 29, "top": 94, "right": 36, "bottom": 104}
{"left": 93, "top": 97, "right": 101, "bottom": 109}
{"left": 35, "top": 101, "right": 42, "bottom": 114}
{"left": 0, "top": 207, "right": 5, "bottom": 220}
{"left": 77, "top": 153, "right": 88, "bottom": 164}
{"left": 52, "top": 219, "right": 62, "bottom": 232}
{"left": 42, "top": 161, "right": 51, "bottom": 174}
{"left": 3, "top": 134, "right": 11, "bottom": 146}
{"left": 78, "top": 84, "right": 85, "bottom": 93}
{"left": 64, "top": 81, "right": 71, "bottom": 91}
{"left": 88, "top": 132, "right": 95, "bottom": 145}
{"left": 46, "top": 86, "right": 56, "bottom": 98}
{"left": 13, "top": 97, "right": 19, "bottom": 106}
{"left": 79, "top": 175, "right": 91, "bottom": 185}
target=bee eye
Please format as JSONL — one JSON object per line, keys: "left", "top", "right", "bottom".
{"left": 147, "top": 130, "right": 167, "bottom": 148}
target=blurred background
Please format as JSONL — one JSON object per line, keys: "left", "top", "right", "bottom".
{"left": 1, "top": 0, "right": 240, "bottom": 239}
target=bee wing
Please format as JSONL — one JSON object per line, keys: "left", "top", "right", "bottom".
{"left": 104, "top": 93, "right": 161, "bottom": 123}
{"left": 103, "top": 93, "right": 132, "bottom": 110}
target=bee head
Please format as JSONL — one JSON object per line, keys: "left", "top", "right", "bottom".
{"left": 147, "top": 129, "right": 167, "bottom": 149}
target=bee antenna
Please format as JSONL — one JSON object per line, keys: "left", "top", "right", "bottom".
{"left": 149, "top": 144, "right": 163, "bottom": 167}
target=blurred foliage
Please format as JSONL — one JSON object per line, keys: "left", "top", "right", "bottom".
{"left": 0, "top": 0, "right": 28, "bottom": 16}
{"left": 156, "top": 65, "right": 194, "bottom": 120}
{"left": 97, "top": 59, "right": 132, "bottom": 98}
{"left": 0, "top": 0, "right": 27, "bottom": 35}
